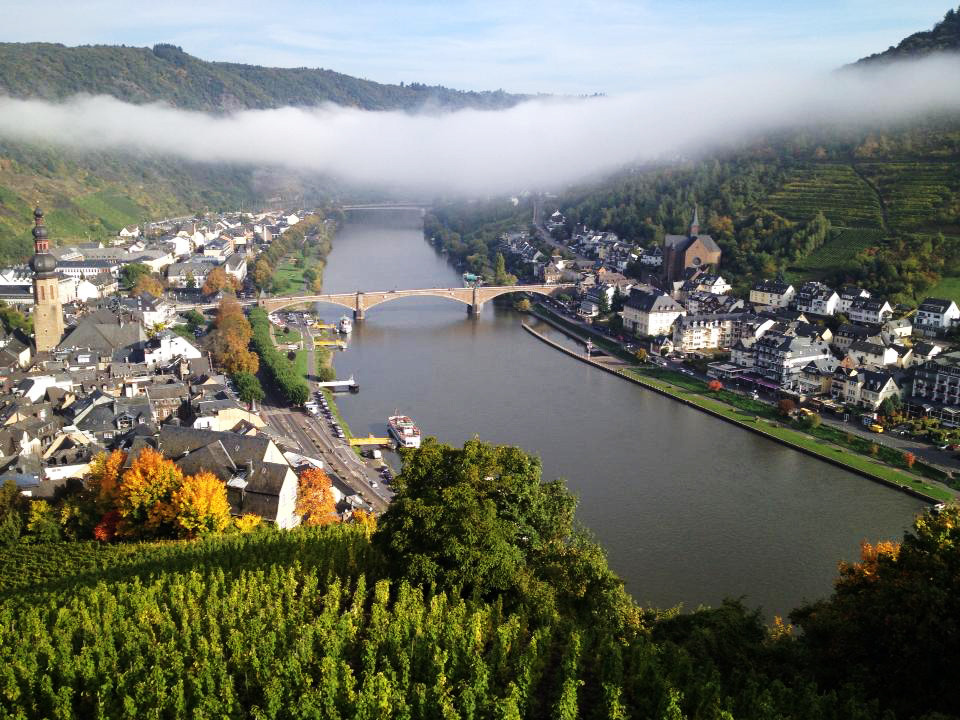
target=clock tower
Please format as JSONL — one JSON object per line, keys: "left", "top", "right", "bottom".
{"left": 30, "top": 208, "right": 64, "bottom": 352}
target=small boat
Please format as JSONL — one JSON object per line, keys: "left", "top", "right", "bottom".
{"left": 338, "top": 316, "right": 353, "bottom": 334}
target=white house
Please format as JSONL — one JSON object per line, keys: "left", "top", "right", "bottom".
{"left": 118, "top": 225, "right": 141, "bottom": 240}
{"left": 836, "top": 285, "right": 871, "bottom": 314}
{"left": 915, "top": 298, "right": 960, "bottom": 330}
{"left": 143, "top": 330, "right": 202, "bottom": 368}
{"left": 621, "top": 289, "right": 686, "bottom": 337}
{"left": 794, "top": 281, "right": 839, "bottom": 316}
{"left": 848, "top": 298, "right": 893, "bottom": 325}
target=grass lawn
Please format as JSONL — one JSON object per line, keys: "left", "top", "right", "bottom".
{"left": 622, "top": 368, "right": 954, "bottom": 501}
{"left": 925, "top": 275, "right": 960, "bottom": 305}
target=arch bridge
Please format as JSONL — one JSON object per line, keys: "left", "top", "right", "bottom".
{"left": 259, "top": 283, "right": 575, "bottom": 320}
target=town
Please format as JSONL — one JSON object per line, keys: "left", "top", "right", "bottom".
{"left": 497, "top": 206, "right": 960, "bottom": 468}
{"left": 0, "top": 205, "right": 388, "bottom": 535}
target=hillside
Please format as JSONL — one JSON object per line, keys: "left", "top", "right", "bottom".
{"left": 0, "top": 42, "right": 530, "bottom": 263}
{"left": 0, "top": 42, "right": 526, "bottom": 112}
{"left": 853, "top": 5, "right": 960, "bottom": 66}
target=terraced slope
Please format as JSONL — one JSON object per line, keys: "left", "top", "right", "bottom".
{"left": 764, "top": 164, "right": 884, "bottom": 228}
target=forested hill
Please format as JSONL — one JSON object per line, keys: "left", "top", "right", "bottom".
{"left": 0, "top": 42, "right": 527, "bottom": 112}
{"left": 853, "top": 5, "right": 960, "bottom": 66}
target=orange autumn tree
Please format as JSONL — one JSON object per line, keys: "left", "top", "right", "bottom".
{"left": 131, "top": 273, "right": 165, "bottom": 298}
{"left": 296, "top": 467, "right": 338, "bottom": 525}
{"left": 171, "top": 470, "right": 232, "bottom": 538}
{"left": 202, "top": 266, "right": 240, "bottom": 295}
{"left": 114, "top": 447, "right": 184, "bottom": 537}
{"left": 210, "top": 295, "right": 259, "bottom": 375}
{"left": 87, "top": 449, "right": 127, "bottom": 512}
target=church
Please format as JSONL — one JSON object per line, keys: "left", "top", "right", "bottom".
{"left": 662, "top": 207, "right": 722, "bottom": 285}
{"left": 29, "top": 208, "right": 66, "bottom": 353}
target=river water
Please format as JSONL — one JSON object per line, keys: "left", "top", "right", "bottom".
{"left": 317, "top": 214, "right": 923, "bottom": 617}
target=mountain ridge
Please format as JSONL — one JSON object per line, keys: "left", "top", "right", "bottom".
{"left": 0, "top": 42, "right": 528, "bottom": 112}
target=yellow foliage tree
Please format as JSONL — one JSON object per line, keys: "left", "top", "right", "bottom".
{"left": 350, "top": 508, "right": 377, "bottom": 534}
{"left": 114, "top": 447, "right": 183, "bottom": 537}
{"left": 131, "top": 273, "right": 165, "bottom": 298}
{"left": 87, "top": 449, "right": 127, "bottom": 512}
{"left": 234, "top": 513, "right": 263, "bottom": 533}
{"left": 171, "top": 471, "right": 232, "bottom": 538}
{"left": 202, "top": 266, "right": 232, "bottom": 295}
{"left": 295, "top": 467, "right": 338, "bottom": 525}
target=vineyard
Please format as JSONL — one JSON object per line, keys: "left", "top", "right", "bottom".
{"left": 764, "top": 164, "right": 884, "bottom": 228}
{"left": 786, "top": 227, "right": 886, "bottom": 282}
{"left": 0, "top": 523, "right": 889, "bottom": 720}
{"left": 858, "top": 162, "right": 960, "bottom": 232}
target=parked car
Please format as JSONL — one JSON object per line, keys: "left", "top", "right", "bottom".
{"left": 869, "top": 424, "right": 884, "bottom": 433}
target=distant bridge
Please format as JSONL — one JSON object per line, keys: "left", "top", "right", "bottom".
{"left": 259, "top": 283, "right": 575, "bottom": 320}
{"left": 341, "top": 203, "right": 428, "bottom": 211}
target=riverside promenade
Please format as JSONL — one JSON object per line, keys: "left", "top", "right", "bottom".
{"left": 521, "top": 320, "right": 953, "bottom": 504}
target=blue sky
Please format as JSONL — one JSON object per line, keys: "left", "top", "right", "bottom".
{"left": 1, "top": 1, "right": 954, "bottom": 94}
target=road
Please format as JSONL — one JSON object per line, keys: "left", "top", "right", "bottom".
{"left": 256, "top": 309, "right": 393, "bottom": 513}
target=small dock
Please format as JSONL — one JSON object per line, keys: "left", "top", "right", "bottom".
{"left": 348, "top": 435, "right": 393, "bottom": 446}
{"left": 316, "top": 375, "right": 359, "bottom": 392}
{"left": 315, "top": 339, "right": 347, "bottom": 349}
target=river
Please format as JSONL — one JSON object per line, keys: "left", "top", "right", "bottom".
{"left": 316, "top": 213, "right": 924, "bottom": 618}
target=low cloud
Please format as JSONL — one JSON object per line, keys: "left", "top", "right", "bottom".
{"left": 1, "top": 55, "right": 959, "bottom": 196}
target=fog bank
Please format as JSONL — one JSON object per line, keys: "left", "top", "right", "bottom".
{"left": 1, "top": 55, "right": 959, "bottom": 195}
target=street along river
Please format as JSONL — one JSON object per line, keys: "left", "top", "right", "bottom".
{"left": 314, "top": 212, "right": 923, "bottom": 618}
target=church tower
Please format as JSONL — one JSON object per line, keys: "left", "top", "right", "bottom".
{"left": 30, "top": 208, "right": 64, "bottom": 352}
{"left": 690, "top": 205, "right": 700, "bottom": 237}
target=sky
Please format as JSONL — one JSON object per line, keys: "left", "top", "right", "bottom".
{"left": 0, "top": 0, "right": 954, "bottom": 94}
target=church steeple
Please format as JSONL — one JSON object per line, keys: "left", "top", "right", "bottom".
{"left": 30, "top": 207, "right": 64, "bottom": 352}
{"left": 690, "top": 205, "right": 700, "bottom": 237}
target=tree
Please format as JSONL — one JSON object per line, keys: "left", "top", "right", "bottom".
{"left": 184, "top": 308, "right": 206, "bottom": 331}
{"left": 202, "top": 266, "right": 231, "bottom": 295}
{"left": 493, "top": 253, "right": 517, "bottom": 286}
{"left": 634, "top": 349, "right": 648, "bottom": 363}
{"left": 792, "top": 505, "right": 960, "bottom": 718}
{"left": 0, "top": 302, "right": 33, "bottom": 335}
{"left": 210, "top": 296, "right": 258, "bottom": 375}
{"left": 903, "top": 451, "right": 916, "bottom": 468}
{"left": 131, "top": 273, "right": 165, "bottom": 297}
{"left": 120, "top": 262, "right": 151, "bottom": 290}
{"left": 295, "top": 467, "right": 337, "bottom": 525}
{"left": 707, "top": 379, "right": 724, "bottom": 392}
{"left": 114, "top": 447, "right": 184, "bottom": 537}
{"left": 514, "top": 298, "right": 532, "bottom": 313}
{"left": 777, "top": 398, "right": 796, "bottom": 416}
{"left": 232, "top": 371, "right": 265, "bottom": 405}
{"left": 598, "top": 291, "right": 611, "bottom": 315}
{"left": 171, "top": 471, "right": 232, "bottom": 538}
{"left": 317, "top": 366, "right": 336, "bottom": 382}
{"left": 0, "top": 480, "right": 25, "bottom": 547}
{"left": 184, "top": 271, "right": 196, "bottom": 289}
{"left": 24, "top": 501, "right": 60, "bottom": 543}
{"left": 234, "top": 514, "right": 262, "bottom": 532}
{"left": 87, "top": 449, "right": 127, "bottom": 512}
{"left": 252, "top": 257, "right": 273, "bottom": 290}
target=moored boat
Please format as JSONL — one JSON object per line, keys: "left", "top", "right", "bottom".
{"left": 388, "top": 414, "right": 421, "bottom": 449}
{"left": 338, "top": 316, "right": 353, "bottom": 334}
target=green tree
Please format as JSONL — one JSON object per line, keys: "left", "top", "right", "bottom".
{"left": 232, "top": 371, "right": 265, "bottom": 405}
{"left": 184, "top": 270, "right": 196, "bottom": 289}
{"left": 792, "top": 505, "right": 960, "bottom": 718}
{"left": 120, "top": 262, "right": 152, "bottom": 290}
{"left": 24, "top": 500, "right": 61, "bottom": 543}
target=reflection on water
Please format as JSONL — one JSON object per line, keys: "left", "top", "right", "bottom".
{"left": 320, "top": 217, "right": 924, "bottom": 617}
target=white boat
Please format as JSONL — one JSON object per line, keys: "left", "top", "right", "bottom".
{"left": 338, "top": 316, "right": 353, "bottom": 334}
{"left": 388, "top": 414, "right": 422, "bottom": 449}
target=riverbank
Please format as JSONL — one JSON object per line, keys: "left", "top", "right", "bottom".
{"left": 522, "top": 319, "right": 954, "bottom": 503}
